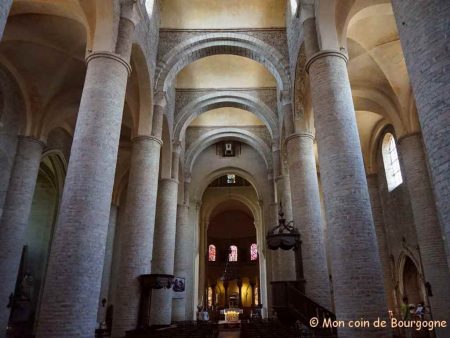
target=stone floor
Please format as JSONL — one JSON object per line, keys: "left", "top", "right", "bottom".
{"left": 218, "top": 330, "right": 240, "bottom": 338}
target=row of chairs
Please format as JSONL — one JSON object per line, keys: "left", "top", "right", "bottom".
{"left": 241, "top": 319, "right": 314, "bottom": 338}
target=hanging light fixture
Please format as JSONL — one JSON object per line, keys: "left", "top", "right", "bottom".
{"left": 266, "top": 203, "right": 300, "bottom": 250}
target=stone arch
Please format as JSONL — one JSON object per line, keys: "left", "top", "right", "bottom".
{"left": 40, "top": 149, "right": 68, "bottom": 200}
{"left": 336, "top": 0, "right": 392, "bottom": 49}
{"left": 8, "top": 0, "right": 95, "bottom": 51}
{"left": 0, "top": 58, "right": 28, "bottom": 135}
{"left": 129, "top": 43, "right": 154, "bottom": 137}
{"left": 159, "top": 114, "right": 173, "bottom": 179}
{"left": 155, "top": 33, "right": 291, "bottom": 97}
{"left": 185, "top": 128, "right": 272, "bottom": 174}
{"left": 192, "top": 167, "right": 262, "bottom": 203}
{"left": 397, "top": 251, "right": 426, "bottom": 305}
{"left": 197, "top": 169, "right": 269, "bottom": 311}
{"left": 174, "top": 92, "right": 278, "bottom": 141}
{"left": 366, "top": 118, "right": 390, "bottom": 175}
{"left": 291, "top": 43, "right": 313, "bottom": 133}
{"left": 203, "top": 195, "right": 260, "bottom": 235}
{"left": 352, "top": 87, "right": 406, "bottom": 134}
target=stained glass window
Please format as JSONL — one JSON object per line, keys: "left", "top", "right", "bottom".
{"left": 208, "top": 244, "right": 216, "bottom": 262}
{"left": 229, "top": 245, "right": 238, "bottom": 262}
{"left": 207, "top": 287, "right": 213, "bottom": 307}
{"left": 382, "top": 133, "right": 403, "bottom": 191}
{"left": 250, "top": 243, "right": 258, "bottom": 261}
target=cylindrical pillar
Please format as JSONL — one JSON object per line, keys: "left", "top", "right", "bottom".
{"left": 111, "top": 135, "right": 163, "bottom": 337}
{"left": 285, "top": 132, "right": 331, "bottom": 309}
{"left": 36, "top": 5, "right": 139, "bottom": 335}
{"left": 237, "top": 280, "right": 243, "bottom": 308}
{"left": 36, "top": 51, "right": 131, "bottom": 338}
{"left": 172, "top": 203, "right": 190, "bottom": 321}
{"left": 0, "top": 0, "right": 12, "bottom": 41}
{"left": 150, "top": 178, "right": 179, "bottom": 325}
{"left": 304, "top": 17, "right": 390, "bottom": 338}
{"left": 0, "top": 136, "right": 44, "bottom": 332}
{"left": 272, "top": 173, "right": 296, "bottom": 281}
{"left": 397, "top": 133, "right": 450, "bottom": 328}
{"left": 250, "top": 281, "right": 255, "bottom": 307}
{"left": 97, "top": 205, "right": 118, "bottom": 324}
{"left": 391, "top": 0, "right": 450, "bottom": 270}
{"left": 211, "top": 283, "right": 217, "bottom": 307}
{"left": 366, "top": 174, "right": 396, "bottom": 312}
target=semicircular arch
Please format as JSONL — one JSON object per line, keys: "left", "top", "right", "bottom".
{"left": 185, "top": 128, "right": 271, "bottom": 174}
{"left": 155, "top": 33, "right": 291, "bottom": 98}
{"left": 175, "top": 91, "right": 278, "bottom": 141}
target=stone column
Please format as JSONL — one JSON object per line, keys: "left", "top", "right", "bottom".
{"left": 36, "top": 6, "right": 139, "bottom": 336}
{"left": 0, "top": 136, "right": 44, "bottom": 332}
{"left": 250, "top": 281, "right": 256, "bottom": 307}
{"left": 0, "top": 0, "right": 12, "bottom": 41}
{"left": 304, "top": 17, "right": 390, "bottom": 338}
{"left": 272, "top": 147, "right": 296, "bottom": 281}
{"left": 285, "top": 132, "right": 331, "bottom": 309}
{"left": 272, "top": 176, "right": 296, "bottom": 282}
{"left": 397, "top": 133, "right": 450, "bottom": 328}
{"left": 366, "top": 174, "right": 396, "bottom": 312}
{"left": 391, "top": 1, "right": 450, "bottom": 270}
{"left": 237, "top": 279, "right": 243, "bottom": 308}
{"left": 111, "top": 133, "right": 163, "bottom": 336}
{"left": 172, "top": 203, "right": 190, "bottom": 321}
{"left": 149, "top": 177, "right": 179, "bottom": 325}
{"left": 108, "top": 203, "right": 126, "bottom": 311}
{"left": 97, "top": 205, "right": 118, "bottom": 324}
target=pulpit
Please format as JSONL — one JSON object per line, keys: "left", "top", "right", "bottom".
{"left": 136, "top": 274, "right": 174, "bottom": 329}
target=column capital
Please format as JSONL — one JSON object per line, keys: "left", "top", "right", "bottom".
{"left": 285, "top": 132, "right": 315, "bottom": 144}
{"left": 86, "top": 51, "right": 132, "bottom": 76}
{"left": 154, "top": 92, "right": 168, "bottom": 108}
{"left": 160, "top": 177, "right": 179, "bottom": 185}
{"left": 131, "top": 135, "right": 163, "bottom": 146}
{"left": 18, "top": 135, "right": 46, "bottom": 148}
{"left": 173, "top": 141, "right": 183, "bottom": 154}
{"left": 275, "top": 174, "right": 289, "bottom": 183}
{"left": 120, "top": 0, "right": 143, "bottom": 27}
{"left": 305, "top": 49, "right": 348, "bottom": 74}
{"left": 397, "top": 131, "right": 421, "bottom": 144}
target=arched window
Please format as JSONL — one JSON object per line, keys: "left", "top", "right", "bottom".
{"left": 250, "top": 243, "right": 258, "bottom": 261}
{"left": 290, "top": 0, "right": 298, "bottom": 16}
{"left": 229, "top": 245, "right": 238, "bottom": 262}
{"left": 145, "top": 0, "right": 155, "bottom": 16}
{"left": 382, "top": 133, "right": 403, "bottom": 191}
{"left": 208, "top": 244, "right": 216, "bottom": 262}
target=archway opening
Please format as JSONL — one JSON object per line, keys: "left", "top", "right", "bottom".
{"left": 200, "top": 174, "right": 263, "bottom": 321}
{"left": 205, "top": 192, "right": 259, "bottom": 319}
{"left": 402, "top": 256, "right": 422, "bottom": 306}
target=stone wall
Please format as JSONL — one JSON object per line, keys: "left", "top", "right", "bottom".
{"left": 134, "top": 0, "right": 160, "bottom": 82}
{"left": 376, "top": 138, "right": 424, "bottom": 312}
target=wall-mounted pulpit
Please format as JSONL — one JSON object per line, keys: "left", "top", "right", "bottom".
{"left": 136, "top": 274, "right": 174, "bottom": 329}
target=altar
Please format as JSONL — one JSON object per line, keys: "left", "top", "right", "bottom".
{"left": 218, "top": 308, "right": 243, "bottom": 329}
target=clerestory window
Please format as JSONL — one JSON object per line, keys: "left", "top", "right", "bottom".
{"left": 382, "top": 133, "right": 403, "bottom": 191}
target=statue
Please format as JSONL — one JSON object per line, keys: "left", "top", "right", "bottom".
{"left": 20, "top": 273, "right": 34, "bottom": 301}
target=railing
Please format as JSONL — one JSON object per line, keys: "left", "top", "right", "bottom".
{"left": 271, "top": 281, "right": 337, "bottom": 337}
